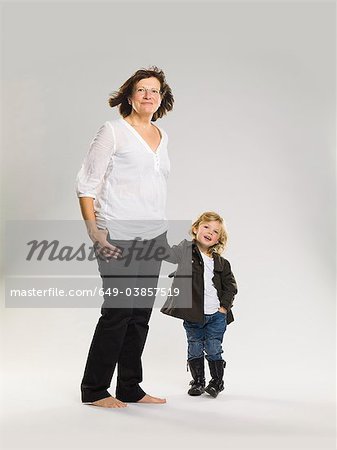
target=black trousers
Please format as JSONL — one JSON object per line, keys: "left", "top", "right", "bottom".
{"left": 81, "top": 232, "right": 165, "bottom": 403}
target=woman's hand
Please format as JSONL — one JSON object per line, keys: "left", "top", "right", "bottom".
{"left": 218, "top": 306, "right": 227, "bottom": 314}
{"left": 89, "top": 228, "right": 122, "bottom": 262}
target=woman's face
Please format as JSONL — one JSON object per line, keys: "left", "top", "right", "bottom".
{"left": 128, "top": 77, "right": 162, "bottom": 116}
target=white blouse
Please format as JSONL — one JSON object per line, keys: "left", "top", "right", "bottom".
{"left": 76, "top": 117, "right": 170, "bottom": 239}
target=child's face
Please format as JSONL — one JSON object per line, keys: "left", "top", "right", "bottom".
{"left": 193, "top": 220, "right": 221, "bottom": 250}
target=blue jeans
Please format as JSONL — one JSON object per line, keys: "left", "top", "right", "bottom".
{"left": 183, "top": 311, "right": 227, "bottom": 361}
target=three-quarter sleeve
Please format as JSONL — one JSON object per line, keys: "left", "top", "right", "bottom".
{"left": 76, "top": 121, "right": 116, "bottom": 198}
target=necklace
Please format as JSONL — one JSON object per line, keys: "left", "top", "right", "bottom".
{"left": 132, "top": 123, "right": 151, "bottom": 130}
{"left": 127, "top": 119, "right": 152, "bottom": 130}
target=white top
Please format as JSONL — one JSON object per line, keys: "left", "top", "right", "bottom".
{"left": 76, "top": 117, "right": 170, "bottom": 239}
{"left": 200, "top": 252, "right": 220, "bottom": 314}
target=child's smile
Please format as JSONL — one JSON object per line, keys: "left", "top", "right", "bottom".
{"left": 193, "top": 220, "right": 221, "bottom": 253}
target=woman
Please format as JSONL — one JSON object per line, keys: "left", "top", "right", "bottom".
{"left": 76, "top": 66, "right": 174, "bottom": 408}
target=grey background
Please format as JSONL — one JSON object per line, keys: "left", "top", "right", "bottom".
{"left": 1, "top": 1, "right": 335, "bottom": 449}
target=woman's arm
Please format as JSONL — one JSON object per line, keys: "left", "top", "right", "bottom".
{"left": 76, "top": 122, "right": 120, "bottom": 260}
{"left": 79, "top": 197, "right": 121, "bottom": 260}
{"left": 79, "top": 197, "right": 97, "bottom": 234}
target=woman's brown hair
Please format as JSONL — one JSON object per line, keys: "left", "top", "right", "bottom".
{"left": 108, "top": 66, "right": 174, "bottom": 121}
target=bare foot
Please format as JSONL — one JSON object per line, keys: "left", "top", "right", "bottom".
{"left": 137, "top": 394, "right": 166, "bottom": 404}
{"left": 89, "top": 396, "right": 127, "bottom": 408}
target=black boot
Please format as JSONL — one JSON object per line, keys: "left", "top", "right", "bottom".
{"left": 187, "top": 357, "right": 205, "bottom": 396}
{"left": 205, "top": 360, "right": 226, "bottom": 398}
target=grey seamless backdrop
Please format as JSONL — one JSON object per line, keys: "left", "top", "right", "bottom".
{"left": 1, "top": 2, "right": 336, "bottom": 450}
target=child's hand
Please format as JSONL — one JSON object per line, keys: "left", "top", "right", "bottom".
{"left": 218, "top": 306, "right": 227, "bottom": 314}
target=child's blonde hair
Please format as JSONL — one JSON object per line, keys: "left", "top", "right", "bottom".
{"left": 189, "top": 211, "right": 228, "bottom": 255}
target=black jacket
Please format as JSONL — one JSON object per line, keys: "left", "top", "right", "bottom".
{"left": 160, "top": 239, "right": 238, "bottom": 324}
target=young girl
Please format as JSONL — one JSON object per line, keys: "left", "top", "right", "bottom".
{"left": 161, "top": 211, "right": 238, "bottom": 398}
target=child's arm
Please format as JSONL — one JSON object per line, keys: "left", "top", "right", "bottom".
{"left": 162, "top": 238, "right": 186, "bottom": 265}
{"left": 220, "top": 260, "right": 238, "bottom": 311}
